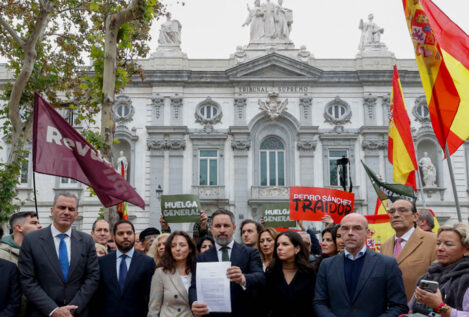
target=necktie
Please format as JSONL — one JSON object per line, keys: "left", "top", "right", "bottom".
{"left": 119, "top": 254, "right": 128, "bottom": 291}
{"left": 221, "top": 246, "right": 230, "bottom": 261}
{"left": 58, "top": 233, "right": 69, "bottom": 281}
{"left": 394, "top": 237, "right": 404, "bottom": 258}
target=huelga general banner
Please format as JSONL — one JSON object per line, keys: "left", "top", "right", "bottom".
{"left": 289, "top": 187, "right": 354, "bottom": 223}
{"left": 161, "top": 194, "right": 201, "bottom": 223}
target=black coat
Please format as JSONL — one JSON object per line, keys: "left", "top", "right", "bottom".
{"left": 263, "top": 265, "right": 316, "bottom": 317}
{"left": 189, "top": 241, "right": 265, "bottom": 317}
{"left": 94, "top": 250, "right": 155, "bottom": 317}
{"left": 0, "top": 258, "right": 22, "bottom": 316}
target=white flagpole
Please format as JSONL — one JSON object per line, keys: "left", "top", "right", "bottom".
{"left": 444, "top": 143, "right": 463, "bottom": 222}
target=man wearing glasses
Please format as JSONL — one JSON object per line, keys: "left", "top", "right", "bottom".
{"left": 314, "top": 213, "right": 407, "bottom": 316}
{"left": 381, "top": 199, "right": 437, "bottom": 301}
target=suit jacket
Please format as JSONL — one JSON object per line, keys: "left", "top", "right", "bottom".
{"left": 0, "top": 258, "right": 22, "bottom": 317}
{"left": 188, "top": 242, "right": 265, "bottom": 317}
{"left": 95, "top": 250, "right": 155, "bottom": 317}
{"left": 18, "top": 226, "right": 100, "bottom": 317}
{"left": 148, "top": 267, "right": 192, "bottom": 317}
{"left": 313, "top": 248, "right": 408, "bottom": 317}
{"left": 381, "top": 227, "right": 437, "bottom": 301}
{"left": 263, "top": 265, "right": 316, "bottom": 317}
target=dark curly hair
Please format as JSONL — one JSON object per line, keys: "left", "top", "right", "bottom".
{"left": 160, "top": 231, "right": 197, "bottom": 275}
{"left": 267, "top": 230, "right": 314, "bottom": 274}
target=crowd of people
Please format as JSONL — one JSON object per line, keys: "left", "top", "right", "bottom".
{"left": 0, "top": 191, "right": 469, "bottom": 317}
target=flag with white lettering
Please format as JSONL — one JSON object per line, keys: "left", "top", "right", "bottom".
{"left": 32, "top": 92, "right": 145, "bottom": 209}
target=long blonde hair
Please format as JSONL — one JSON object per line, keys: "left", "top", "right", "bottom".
{"left": 147, "top": 233, "right": 170, "bottom": 265}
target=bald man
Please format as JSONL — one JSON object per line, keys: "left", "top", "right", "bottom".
{"left": 314, "top": 214, "right": 407, "bottom": 317}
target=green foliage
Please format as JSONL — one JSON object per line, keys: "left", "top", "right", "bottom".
{"left": 0, "top": 0, "right": 163, "bottom": 219}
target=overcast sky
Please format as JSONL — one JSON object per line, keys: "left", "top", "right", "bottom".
{"left": 148, "top": 0, "right": 469, "bottom": 59}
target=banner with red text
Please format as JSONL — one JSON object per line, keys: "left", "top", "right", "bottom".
{"left": 289, "top": 187, "right": 354, "bottom": 223}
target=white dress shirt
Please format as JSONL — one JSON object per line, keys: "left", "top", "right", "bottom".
{"left": 50, "top": 225, "right": 72, "bottom": 263}
{"left": 116, "top": 247, "right": 134, "bottom": 279}
{"left": 215, "top": 240, "right": 235, "bottom": 262}
{"left": 344, "top": 244, "right": 367, "bottom": 261}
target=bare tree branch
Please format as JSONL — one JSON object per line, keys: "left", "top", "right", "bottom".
{"left": 0, "top": 16, "right": 26, "bottom": 48}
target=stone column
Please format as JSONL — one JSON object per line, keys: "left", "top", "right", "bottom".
{"left": 170, "top": 94, "right": 183, "bottom": 125}
{"left": 363, "top": 93, "right": 377, "bottom": 126}
{"left": 299, "top": 94, "right": 313, "bottom": 126}
{"left": 147, "top": 139, "right": 166, "bottom": 227}
{"left": 382, "top": 94, "right": 390, "bottom": 127}
{"left": 151, "top": 94, "right": 165, "bottom": 126}
{"left": 234, "top": 95, "right": 247, "bottom": 126}
{"left": 230, "top": 127, "right": 251, "bottom": 221}
{"left": 167, "top": 139, "right": 186, "bottom": 194}
{"left": 297, "top": 139, "right": 317, "bottom": 186}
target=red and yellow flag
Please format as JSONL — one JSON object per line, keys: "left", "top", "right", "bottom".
{"left": 366, "top": 199, "right": 394, "bottom": 253}
{"left": 388, "top": 65, "right": 418, "bottom": 191}
{"left": 403, "top": 0, "right": 469, "bottom": 155}
{"left": 117, "top": 162, "right": 129, "bottom": 220}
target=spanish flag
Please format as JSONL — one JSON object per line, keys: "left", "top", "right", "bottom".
{"left": 388, "top": 66, "right": 418, "bottom": 191}
{"left": 403, "top": 0, "right": 469, "bottom": 155}
{"left": 366, "top": 199, "right": 394, "bottom": 253}
{"left": 117, "top": 162, "right": 129, "bottom": 220}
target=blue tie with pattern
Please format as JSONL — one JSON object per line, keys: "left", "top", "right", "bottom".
{"left": 58, "top": 233, "right": 69, "bottom": 281}
{"left": 119, "top": 254, "right": 128, "bottom": 291}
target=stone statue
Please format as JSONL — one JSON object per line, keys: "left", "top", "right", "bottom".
{"left": 359, "top": 14, "right": 384, "bottom": 50}
{"left": 116, "top": 151, "right": 128, "bottom": 180}
{"left": 297, "top": 45, "right": 311, "bottom": 62}
{"left": 419, "top": 152, "right": 436, "bottom": 187}
{"left": 242, "top": 0, "right": 264, "bottom": 41}
{"left": 158, "top": 13, "right": 182, "bottom": 46}
{"left": 242, "top": 0, "right": 293, "bottom": 44}
{"left": 275, "top": 0, "right": 292, "bottom": 40}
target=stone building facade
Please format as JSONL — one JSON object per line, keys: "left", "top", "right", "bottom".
{"left": 1, "top": 4, "right": 468, "bottom": 232}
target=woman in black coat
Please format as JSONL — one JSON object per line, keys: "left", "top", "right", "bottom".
{"left": 263, "top": 230, "right": 316, "bottom": 317}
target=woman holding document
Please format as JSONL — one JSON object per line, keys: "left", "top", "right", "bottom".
{"left": 148, "top": 231, "right": 196, "bottom": 317}
{"left": 263, "top": 230, "right": 316, "bottom": 317}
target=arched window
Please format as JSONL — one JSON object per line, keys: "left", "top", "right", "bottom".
{"left": 324, "top": 96, "right": 352, "bottom": 124}
{"left": 260, "top": 136, "right": 285, "bottom": 186}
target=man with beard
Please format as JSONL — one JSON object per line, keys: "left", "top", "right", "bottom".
{"left": 94, "top": 220, "right": 155, "bottom": 317}
{"left": 190, "top": 209, "right": 265, "bottom": 317}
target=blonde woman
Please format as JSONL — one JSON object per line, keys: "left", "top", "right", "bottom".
{"left": 148, "top": 231, "right": 196, "bottom": 317}
{"left": 258, "top": 228, "right": 278, "bottom": 270}
{"left": 94, "top": 243, "right": 108, "bottom": 257}
{"left": 147, "top": 233, "right": 169, "bottom": 266}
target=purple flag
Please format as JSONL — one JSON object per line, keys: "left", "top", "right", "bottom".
{"left": 32, "top": 92, "right": 145, "bottom": 209}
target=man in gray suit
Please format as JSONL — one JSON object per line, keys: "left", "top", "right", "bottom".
{"left": 313, "top": 213, "right": 408, "bottom": 317}
{"left": 18, "top": 192, "right": 99, "bottom": 317}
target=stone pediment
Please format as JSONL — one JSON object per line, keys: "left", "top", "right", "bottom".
{"left": 226, "top": 53, "right": 322, "bottom": 81}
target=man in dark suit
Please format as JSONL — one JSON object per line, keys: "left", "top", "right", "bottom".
{"left": 314, "top": 213, "right": 408, "bottom": 317}
{"left": 0, "top": 258, "right": 22, "bottom": 316}
{"left": 94, "top": 220, "right": 155, "bottom": 317}
{"left": 18, "top": 192, "right": 100, "bottom": 317}
{"left": 190, "top": 209, "right": 265, "bottom": 317}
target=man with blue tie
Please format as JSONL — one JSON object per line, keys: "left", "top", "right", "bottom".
{"left": 18, "top": 192, "right": 100, "bottom": 317}
{"left": 94, "top": 219, "right": 155, "bottom": 317}
{"left": 190, "top": 209, "right": 265, "bottom": 317}
{"left": 313, "top": 213, "right": 408, "bottom": 317}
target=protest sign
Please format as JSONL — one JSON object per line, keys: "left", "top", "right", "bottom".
{"left": 161, "top": 194, "right": 201, "bottom": 223}
{"left": 262, "top": 203, "right": 296, "bottom": 228}
{"left": 289, "top": 187, "right": 354, "bottom": 223}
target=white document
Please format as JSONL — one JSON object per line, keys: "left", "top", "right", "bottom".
{"left": 196, "top": 261, "right": 232, "bottom": 313}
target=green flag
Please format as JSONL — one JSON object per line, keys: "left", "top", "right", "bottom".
{"left": 161, "top": 194, "right": 201, "bottom": 223}
{"left": 361, "top": 160, "right": 416, "bottom": 202}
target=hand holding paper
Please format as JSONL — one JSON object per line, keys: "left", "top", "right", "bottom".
{"left": 226, "top": 266, "right": 246, "bottom": 286}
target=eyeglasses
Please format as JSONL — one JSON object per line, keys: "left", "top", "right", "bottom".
{"left": 388, "top": 207, "right": 412, "bottom": 215}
